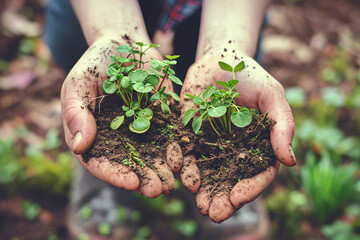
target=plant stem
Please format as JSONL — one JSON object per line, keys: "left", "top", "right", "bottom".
{"left": 145, "top": 93, "right": 148, "bottom": 106}
{"left": 157, "top": 73, "right": 168, "bottom": 92}
{"left": 208, "top": 117, "right": 221, "bottom": 137}
{"left": 117, "top": 83, "right": 129, "bottom": 106}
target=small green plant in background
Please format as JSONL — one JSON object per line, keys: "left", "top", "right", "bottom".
{"left": 101, "top": 42, "right": 182, "bottom": 134}
{"left": 301, "top": 151, "right": 357, "bottom": 224}
{"left": 22, "top": 200, "right": 42, "bottom": 220}
{"left": 183, "top": 61, "right": 254, "bottom": 136}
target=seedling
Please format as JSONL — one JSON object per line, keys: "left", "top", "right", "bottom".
{"left": 101, "top": 42, "right": 182, "bottom": 133}
{"left": 183, "top": 61, "right": 253, "bottom": 136}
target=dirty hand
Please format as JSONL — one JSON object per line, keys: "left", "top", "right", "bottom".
{"left": 179, "top": 49, "right": 296, "bottom": 222}
{"left": 61, "top": 34, "right": 177, "bottom": 198}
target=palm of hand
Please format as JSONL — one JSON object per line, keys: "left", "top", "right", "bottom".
{"left": 61, "top": 36, "right": 178, "bottom": 198}
{"left": 179, "top": 52, "right": 295, "bottom": 222}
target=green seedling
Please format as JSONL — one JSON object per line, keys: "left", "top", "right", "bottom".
{"left": 183, "top": 61, "right": 253, "bottom": 136}
{"left": 101, "top": 42, "right": 182, "bottom": 134}
{"left": 126, "top": 143, "right": 145, "bottom": 168}
{"left": 249, "top": 147, "right": 261, "bottom": 155}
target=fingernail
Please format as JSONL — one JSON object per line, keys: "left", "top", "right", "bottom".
{"left": 288, "top": 144, "right": 296, "bottom": 164}
{"left": 73, "top": 132, "right": 82, "bottom": 151}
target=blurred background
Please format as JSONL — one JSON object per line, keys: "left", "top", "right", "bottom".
{"left": 0, "top": 0, "right": 359, "bottom": 239}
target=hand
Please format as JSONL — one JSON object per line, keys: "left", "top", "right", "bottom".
{"left": 61, "top": 34, "right": 178, "bottom": 198}
{"left": 179, "top": 47, "right": 296, "bottom": 222}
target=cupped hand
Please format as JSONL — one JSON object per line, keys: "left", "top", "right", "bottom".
{"left": 61, "top": 34, "right": 178, "bottom": 198}
{"left": 179, "top": 47, "right": 296, "bottom": 222}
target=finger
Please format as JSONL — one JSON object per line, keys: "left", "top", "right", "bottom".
{"left": 179, "top": 64, "right": 210, "bottom": 114}
{"left": 230, "top": 161, "right": 280, "bottom": 207}
{"left": 195, "top": 185, "right": 212, "bottom": 215}
{"left": 135, "top": 167, "right": 163, "bottom": 198}
{"left": 76, "top": 155, "right": 140, "bottom": 190}
{"left": 180, "top": 155, "right": 201, "bottom": 193}
{"left": 209, "top": 195, "right": 236, "bottom": 223}
{"left": 153, "top": 158, "right": 175, "bottom": 195}
{"left": 259, "top": 80, "right": 296, "bottom": 166}
{"left": 166, "top": 142, "right": 183, "bottom": 172}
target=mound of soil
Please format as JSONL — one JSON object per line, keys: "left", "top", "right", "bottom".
{"left": 181, "top": 112, "right": 276, "bottom": 199}
{"left": 83, "top": 97, "right": 275, "bottom": 200}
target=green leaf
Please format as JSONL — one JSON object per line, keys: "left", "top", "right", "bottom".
{"left": 151, "top": 59, "right": 163, "bottom": 71}
{"left": 203, "top": 85, "right": 215, "bottom": 100}
{"left": 110, "top": 55, "right": 118, "bottom": 62}
{"left": 132, "top": 117, "right": 150, "bottom": 132}
{"left": 149, "top": 44, "right": 160, "bottom": 48}
{"left": 185, "top": 93, "right": 195, "bottom": 99}
{"left": 158, "top": 87, "right": 166, "bottom": 95}
{"left": 192, "top": 116, "right": 203, "bottom": 134}
{"left": 122, "top": 106, "right": 129, "bottom": 111}
{"left": 149, "top": 68, "right": 162, "bottom": 77}
{"left": 125, "top": 109, "right": 135, "bottom": 117}
{"left": 166, "top": 55, "right": 180, "bottom": 60}
{"left": 106, "top": 66, "right": 118, "bottom": 77}
{"left": 228, "top": 79, "right": 239, "bottom": 88}
{"left": 211, "top": 98, "right": 221, "bottom": 107}
{"left": 130, "top": 102, "right": 139, "bottom": 110}
{"left": 168, "top": 68, "right": 175, "bottom": 75}
{"left": 234, "top": 61, "right": 245, "bottom": 72}
{"left": 123, "top": 65, "right": 135, "bottom": 73}
{"left": 116, "top": 45, "right": 132, "bottom": 53}
{"left": 22, "top": 200, "right": 42, "bottom": 220}
{"left": 135, "top": 42, "right": 146, "bottom": 47}
{"left": 230, "top": 92, "right": 240, "bottom": 99}
{"left": 138, "top": 108, "right": 153, "bottom": 119}
{"left": 98, "top": 222, "right": 112, "bottom": 237}
{"left": 193, "top": 96, "right": 203, "bottom": 105}
{"left": 183, "top": 109, "right": 197, "bottom": 126}
{"left": 231, "top": 109, "right": 252, "bottom": 127}
{"left": 102, "top": 79, "right": 117, "bottom": 94}
{"left": 133, "top": 82, "right": 152, "bottom": 93}
{"left": 251, "top": 109, "right": 260, "bottom": 115}
{"left": 199, "top": 101, "right": 207, "bottom": 109}
{"left": 161, "top": 102, "right": 171, "bottom": 115}
{"left": 208, "top": 106, "right": 227, "bottom": 118}
{"left": 120, "top": 76, "right": 132, "bottom": 89}
{"left": 110, "top": 115, "right": 125, "bottom": 130}
{"left": 129, "top": 69, "right": 148, "bottom": 83}
{"left": 167, "top": 91, "right": 180, "bottom": 101}
{"left": 218, "top": 61, "right": 233, "bottom": 72}
{"left": 80, "top": 205, "right": 93, "bottom": 219}
{"left": 110, "top": 75, "right": 117, "bottom": 82}
{"left": 145, "top": 74, "right": 160, "bottom": 86}
{"left": 169, "top": 60, "right": 177, "bottom": 65}
{"left": 217, "top": 81, "right": 229, "bottom": 89}
{"left": 150, "top": 92, "right": 161, "bottom": 101}
{"left": 169, "top": 74, "right": 183, "bottom": 86}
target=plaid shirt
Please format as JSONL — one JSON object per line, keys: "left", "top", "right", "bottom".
{"left": 158, "top": 0, "right": 202, "bottom": 33}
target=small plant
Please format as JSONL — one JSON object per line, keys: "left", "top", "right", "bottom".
{"left": 183, "top": 61, "right": 253, "bottom": 136}
{"left": 22, "top": 200, "right": 42, "bottom": 220}
{"left": 101, "top": 42, "right": 182, "bottom": 133}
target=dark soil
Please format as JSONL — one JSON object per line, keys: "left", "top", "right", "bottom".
{"left": 82, "top": 96, "right": 184, "bottom": 186}
{"left": 83, "top": 96, "right": 275, "bottom": 198}
{"left": 181, "top": 113, "right": 275, "bottom": 199}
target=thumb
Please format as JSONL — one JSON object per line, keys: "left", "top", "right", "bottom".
{"left": 259, "top": 81, "right": 296, "bottom": 167}
{"left": 61, "top": 78, "right": 97, "bottom": 154}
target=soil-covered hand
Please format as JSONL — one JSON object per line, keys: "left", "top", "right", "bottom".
{"left": 179, "top": 48, "right": 296, "bottom": 222}
{"left": 61, "top": 35, "right": 178, "bottom": 198}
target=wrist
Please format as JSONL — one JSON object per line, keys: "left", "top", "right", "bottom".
{"left": 91, "top": 29, "right": 151, "bottom": 47}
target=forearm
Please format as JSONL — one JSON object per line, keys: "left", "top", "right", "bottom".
{"left": 197, "top": 0, "right": 270, "bottom": 58}
{"left": 70, "top": 0, "right": 150, "bottom": 45}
